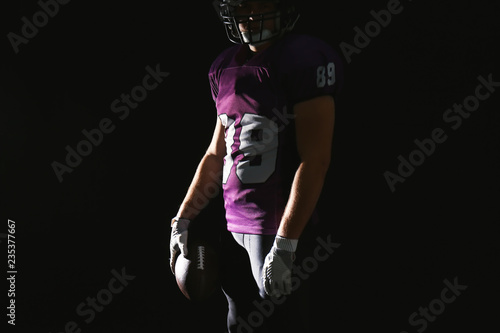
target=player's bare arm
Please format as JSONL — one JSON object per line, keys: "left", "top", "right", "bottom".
{"left": 278, "top": 95, "right": 336, "bottom": 239}
{"left": 170, "top": 117, "right": 225, "bottom": 272}
{"left": 176, "top": 117, "right": 226, "bottom": 221}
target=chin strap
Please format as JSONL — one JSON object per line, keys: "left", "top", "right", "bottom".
{"left": 241, "top": 28, "right": 277, "bottom": 46}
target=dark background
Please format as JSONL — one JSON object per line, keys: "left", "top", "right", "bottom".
{"left": 2, "top": 0, "right": 499, "bottom": 332}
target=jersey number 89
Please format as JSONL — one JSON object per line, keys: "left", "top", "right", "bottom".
{"left": 317, "top": 62, "right": 336, "bottom": 88}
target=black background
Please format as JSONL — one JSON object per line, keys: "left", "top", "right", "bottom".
{"left": 2, "top": 0, "right": 499, "bottom": 332}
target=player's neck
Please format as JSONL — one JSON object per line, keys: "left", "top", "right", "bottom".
{"left": 248, "top": 40, "right": 274, "bottom": 54}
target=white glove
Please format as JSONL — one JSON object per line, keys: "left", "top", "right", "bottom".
{"left": 169, "top": 217, "right": 190, "bottom": 274}
{"left": 262, "top": 235, "right": 298, "bottom": 298}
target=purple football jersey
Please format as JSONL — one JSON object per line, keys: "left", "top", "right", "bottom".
{"left": 209, "top": 34, "right": 343, "bottom": 235}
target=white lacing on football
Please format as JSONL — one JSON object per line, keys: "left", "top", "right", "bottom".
{"left": 197, "top": 246, "right": 205, "bottom": 270}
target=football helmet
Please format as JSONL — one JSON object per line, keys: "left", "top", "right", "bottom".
{"left": 213, "top": 0, "right": 300, "bottom": 45}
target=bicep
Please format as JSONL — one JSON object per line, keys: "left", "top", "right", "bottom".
{"left": 293, "top": 95, "right": 335, "bottom": 164}
{"left": 206, "top": 116, "right": 226, "bottom": 159}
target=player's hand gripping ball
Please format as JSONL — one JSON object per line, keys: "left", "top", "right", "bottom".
{"left": 169, "top": 217, "right": 190, "bottom": 274}
{"left": 170, "top": 217, "right": 220, "bottom": 302}
{"left": 173, "top": 239, "right": 220, "bottom": 302}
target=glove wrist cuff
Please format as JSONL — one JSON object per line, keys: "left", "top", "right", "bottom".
{"left": 274, "top": 235, "right": 298, "bottom": 252}
{"left": 171, "top": 216, "right": 190, "bottom": 227}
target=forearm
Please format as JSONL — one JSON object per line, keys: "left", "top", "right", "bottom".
{"left": 176, "top": 153, "right": 223, "bottom": 221}
{"left": 277, "top": 160, "right": 329, "bottom": 239}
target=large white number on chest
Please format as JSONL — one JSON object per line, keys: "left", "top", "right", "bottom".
{"left": 219, "top": 113, "right": 279, "bottom": 185}
{"left": 237, "top": 114, "right": 279, "bottom": 184}
{"left": 219, "top": 114, "right": 236, "bottom": 184}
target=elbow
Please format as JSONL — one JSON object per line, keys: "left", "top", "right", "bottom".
{"left": 302, "top": 154, "right": 331, "bottom": 178}
{"left": 319, "top": 156, "right": 331, "bottom": 177}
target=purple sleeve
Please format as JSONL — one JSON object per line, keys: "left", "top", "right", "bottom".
{"left": 282, "top": 35, "right": 344, "bottom": 105}
{"left": 209, "top": 58, "right": 221, "bottom": 102}
{"left": 209, "top": 73, "right": 219, "bottom": 102}
{"left": 209, "top": 45, "right": 239, "bottom": 103}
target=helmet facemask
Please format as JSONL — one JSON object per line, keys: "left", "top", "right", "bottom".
{"left": 213, "top": 0, "right": 299, "bottom": 45}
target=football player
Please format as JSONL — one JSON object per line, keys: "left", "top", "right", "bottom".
{"left": 170, "top": 0, "right": 343, "bottom": 331}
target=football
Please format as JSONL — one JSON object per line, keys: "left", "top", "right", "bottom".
{"left": 174, "top": 239, "right": 220, "bottom": 302}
